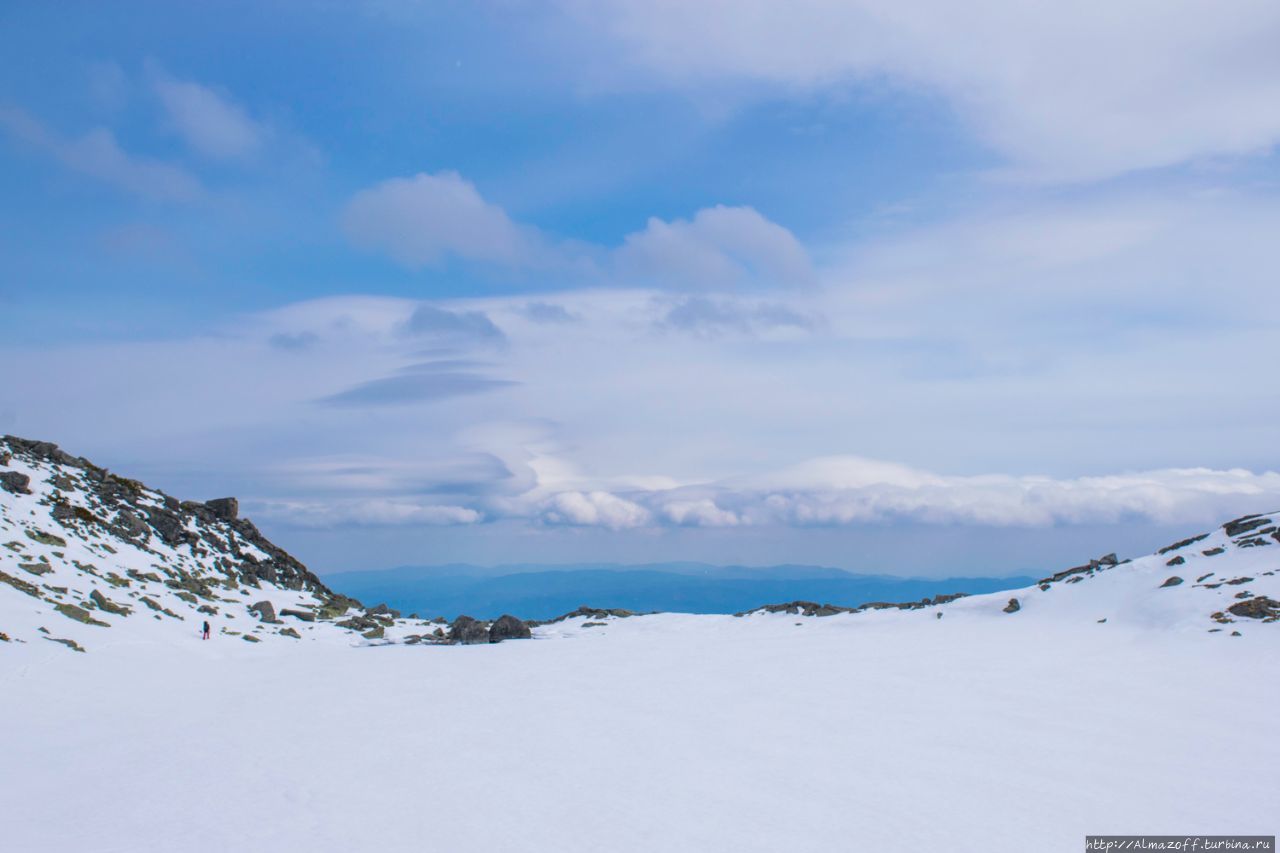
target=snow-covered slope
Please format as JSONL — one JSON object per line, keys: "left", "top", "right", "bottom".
{"left": 733, "top": 513, "right": 1280, "bottom": 634}
{"left": 0, "top": 436, "right": 448, "bottom": 651}
{"left": 3, "top": 436, "right": 1279, "bottom": 851}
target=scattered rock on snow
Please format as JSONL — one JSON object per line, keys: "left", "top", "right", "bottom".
{"left": 1160, "top": 577, "right": 1184, "bottom": 588}
{"left": 1003, "top": 598, "right": 1021, "bottom": 614}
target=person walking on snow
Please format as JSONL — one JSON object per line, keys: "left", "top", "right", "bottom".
{"left": 202, "top": 620, "right": 211, "bottom": 640}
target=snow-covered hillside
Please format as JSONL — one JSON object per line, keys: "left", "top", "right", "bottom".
{"left": 0, "top": 436, "right": 474, "bottom": 651}
{"left": 3, "top": 435, "right": 1278, "bottom": 852}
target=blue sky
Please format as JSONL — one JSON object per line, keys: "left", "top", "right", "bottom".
{"left": 3, "top": 1, "right": 1280, "bottom": 576}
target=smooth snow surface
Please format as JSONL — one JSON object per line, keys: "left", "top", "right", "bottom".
{"left": 4, "top": 606, "right": 1278, "bottom": 852}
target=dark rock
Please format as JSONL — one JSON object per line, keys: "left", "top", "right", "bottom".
{"left": 489, "top": 614, "right": 532, "bottom": 642}
{"left": 1225, "top": 576, "right": 1254, "bottom": 586}
{"left": 0, "top": 471, "right": 31, "bottom": 495}
{"left": 1202, "top": 547, "right": 1226, "bottom": 556}
{"left": 1003, "top": 598, "right": 1021, "bottom": 613}
{"left": 249, "top": 600, "right": 279, "bottom": 623}
{"left": 449, "top": 615, "right": 490, "bottom": 645}
{"left": 1223, "top": 515, "right": 1269, "bottom": 538}
{"left": 24, "top": 529, "right": 67, "bottom": 547}
{"left": 90, "top": 589, "right": 130, "bottom": 615}
{"left": 1159, "top": 576, "right": 1184, "bottom": 588}
{"left": 204, "top": 497, "right": 239, "bottom": 521}
{"left": 1195, "top": 573, "right": 1214, "bottom": 583}
{"left": 44, "top": 636, "right": 85, "bottom": 653}
{"left": 0, "top": 570, "right": 42, "bottom": 598}
{"left": 279, "top": 627, "right": 301, "bottom": 639}
{"left": 242, "top": 634, "right": 261, "bottom": 643}
{"left": 55, "top": 603, "right": 109, "bottom": 627}
{"left": 1226, "top": 597, "right": 1278, "bottom": 620}
{"left": 1157, "top": 532, "right": 1209, "bottom": 554}
{"left": 1166, "top": 555, "right": 1185, "bottom": 566}
{"left": 280, "top": 608, "right": 316, "bottom": 622}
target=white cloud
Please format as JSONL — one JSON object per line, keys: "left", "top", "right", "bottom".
{"left": 343, "top": 172, "right": 809, "bottom": 292}
{"left": 342, "top": 171, "right": 543, "bottom": 267}
{"left": 0, "top": 107, "right": 202, "bottom": 202}
{"left": 617, "top": 205, "right": 813, "bottom": 289}
{"left": 514, "top": 458, "right": 1280, "bottom": 530}
{"left": 541, "top": 490, "right": 652, "bottom": 529}
{"left": 151, "top": 72, "right": 266, "bottom": 160}
{"left": 564, "top": 0, "right": 1280, "bottom": 181}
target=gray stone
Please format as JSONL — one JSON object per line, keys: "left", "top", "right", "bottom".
{"left": 489, "top": 614, "right": 532, "bottom": 642}
{"left": 0, "top": 471, "right": 31, "bottom": 495}
{"left": 249, "top": 600, "right": 280, "bottom": 623}
{"left": 1159, "top": 576, "right": 1184, "bottom": 588}
{"left": 204, "top": 497, "right": 239, "bottom": 521}
{"left": 449, "top": 615, "right": 490, "bottom": 645}
{"left": 90, "top": 589, "right": 130, "bottom": 615}
{"left": 280, "top": 608, "right": 316, "bottom": 622}
{"left": 1226, "top": 596, "right": 1280, "bottom": 620}
{"left": 1003, "top": 598, "right": 1021, "bottom": 614}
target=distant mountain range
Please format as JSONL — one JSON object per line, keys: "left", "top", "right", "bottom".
{"left": 320, "top": 562, "right": 1039, "bottom": 620}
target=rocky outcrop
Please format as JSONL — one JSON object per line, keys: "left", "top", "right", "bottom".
{"left": 204, "top": 498, "right": 239, "bottom": 521}
{"left": 1003, "top": 598, "right": 1021, "bottom": 614}
{"left": 489, "top": 614, "right": 531, "bottom": 642}
{"left": 2, "top": 435, "right": 334, "bottom": 597}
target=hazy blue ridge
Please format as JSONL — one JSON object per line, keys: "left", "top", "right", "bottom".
{"left": 321, "top": 564, "right": 1037, "bottom": 621}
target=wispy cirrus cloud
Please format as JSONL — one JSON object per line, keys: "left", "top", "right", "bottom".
{"left": 150, "top": 68, "right": 268, "bottom": 160}
{"left": 0, "top": 106, "right": 202, "bottom": 202}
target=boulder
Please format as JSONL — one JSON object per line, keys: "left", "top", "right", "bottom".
{"left": 449, "top": 615, "right": 490, "bottom": 645}
{"left": 90, "top": 589, "right": 131, "bottom": 615}
{"left": 1160, "top": 576, "right": 1184, "bottom": 588}
{"left": 1226, "top": 596, "right": 1280, "bottom": 620}
{"left": 280, "top": 608, "right": 316, "bottom": 622}
{"left": 489, "top": 614, "right": 532, "bottom": 643}
{"left": 204, "top": 497, "right": 239, "bottom": 521}
{"left": 1003, "top": 598, "right": 1021, "bottom": 614}
{"left": 0, "top": 471, "right": 31, "bottom": 495}
{"left": 249, "top": 600, "right": 280, "bottom": 623}
{"left": 1166, "top": 556, "right": 1185, "bottom": 566}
